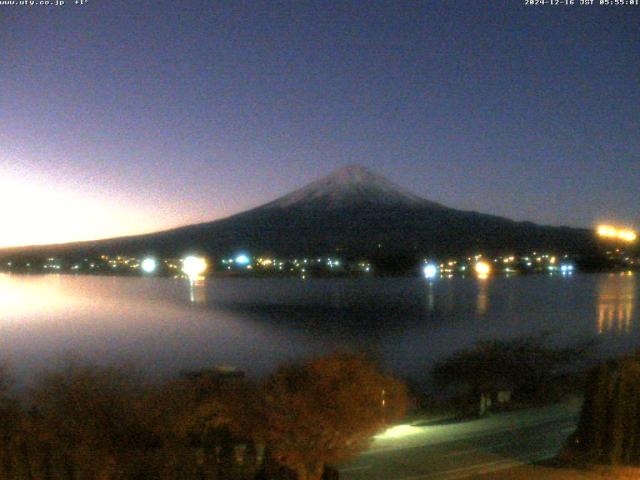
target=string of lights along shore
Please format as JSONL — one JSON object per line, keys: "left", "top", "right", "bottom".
{"left": 1, "top": 220, "right": 636, "bottom": 281}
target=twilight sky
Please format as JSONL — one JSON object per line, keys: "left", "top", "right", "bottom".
{"left": 1, "top": 0, "right": 638, "bottom": 247}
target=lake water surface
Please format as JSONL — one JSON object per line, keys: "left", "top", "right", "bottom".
{"left": 0, "top": 272, "right": 638, "bottom": 387}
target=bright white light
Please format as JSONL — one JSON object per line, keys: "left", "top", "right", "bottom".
{"left": 475, "top": 261, "right": 491, "bottom": 277}
{"left": 560, "top": 263, "right": 574, "bottom": 274}
{"left": 374, "top": 424, "right": 422, "bottom": 440}
{"left": 597, "top": 225, "right": 637, "bottom": 243}
{"left": 182, "top": 256, "right": 208, "bottom": 278}
{"left": 141, "top": 257, "right": 157, "bottom": 273}
{"left": 235, "top": 254, "right": 250, "bottom": 265}
{"left": 423, "top": 264, "right": 438, "bottom": 280}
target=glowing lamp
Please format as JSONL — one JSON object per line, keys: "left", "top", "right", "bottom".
{"left": 560, "top": 263, "right": 574, "bottom": 274}
{"left": 423, "top": 264, "right": 438, "bottom": 280}
{"left": 141, "top": 257, "right": 157, "bottom": 273}
{"left": 475, "top": 261, "right": 491, "bottom": 277}
{"left": 374, "top": 424, "right": 421, "bottom": 440}
{"left": 597, "top": 225, "right": 637, "bottom": 243}
{"left": 597, "top": 225, "right": 617, "bottom": 237}
{"left": 182, "top": 256, "right": 208, "bottom": 278}
{"left": 235, "top": 254, "right": 250, "bottom": 265}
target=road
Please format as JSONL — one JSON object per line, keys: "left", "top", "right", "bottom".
{"left": 340, "top": 400, "right": 581, "bottom": 480}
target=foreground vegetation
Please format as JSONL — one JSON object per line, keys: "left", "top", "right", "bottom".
{"left": 431, "top": 335, "right": 590, "bottom": 416}
{"left": 4, "top": 337, "right": 639, "bottom": 480}
{"left": 0, "top": 354, "right": 407, "bottom": 480}
{"left": 471, "top": 351, "right": 640, "bottom": 479}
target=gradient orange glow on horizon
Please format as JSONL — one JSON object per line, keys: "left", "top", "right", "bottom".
{"left": 0, "top": 164, "right": 213, "bottom": 249}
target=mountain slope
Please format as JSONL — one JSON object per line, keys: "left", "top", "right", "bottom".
{"left": 0, "top": 165, "right": 597, "bottom": 259}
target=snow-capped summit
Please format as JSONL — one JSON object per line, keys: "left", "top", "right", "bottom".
{"left": 261, "top": 165, "right": 443, "bottom": 210}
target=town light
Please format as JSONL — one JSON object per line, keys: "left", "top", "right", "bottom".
{"left": 560, "top": 263, "right": 575, "bottom": 274}
{"left": 597, "top": 225, "right": 637, "bottom": 243}
{"left": 423, "top": 263, "right": 438, "bottom": 280}
{"left": 235, "top": 254, "right": 250, "bottom": 265}
{"left": 141, "top": 257, "right": 157, "bottom": 273}
{"left": 619, "top": 230, "right": 638, "bottom": 242}
{"left": 475, "top": 261, "right": 491, "bottom": 278}
{"left": 182, "top": 256, "right": 208, "bottom": 279}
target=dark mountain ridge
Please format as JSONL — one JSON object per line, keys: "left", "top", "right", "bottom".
{"left": 0, "top": 165, "right": 598, "bottom": 260}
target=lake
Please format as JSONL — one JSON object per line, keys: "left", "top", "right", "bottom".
{"left": 0, "top": 272, "right": 637, "bottom": 388}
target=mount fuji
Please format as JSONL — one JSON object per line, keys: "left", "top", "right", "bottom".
{"left": 1, "top": 165, "right": 596, "bottom": 261}
{"left": 258, "top": 165, "right": 440, "bottom": 210}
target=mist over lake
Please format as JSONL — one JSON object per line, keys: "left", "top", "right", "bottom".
{"left": 1, "top": 273, "right": 637, "bottom": 388}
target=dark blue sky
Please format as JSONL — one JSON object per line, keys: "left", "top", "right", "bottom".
{"left": 1, "top": 0, "right": 638, "bottom": 246}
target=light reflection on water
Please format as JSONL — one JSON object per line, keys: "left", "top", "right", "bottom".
{"left": 0, "top": 273, "right": 639, "bottom": 386}
{"left": 189, "top": 278, "right": 207, "bottom": 304}
{"left": 476, "top": 278, "right": 489, "bottom": 315}
{"left": 0, "top": 273, "right": 82, "bottom": 315}
{"left": 596, "top": 273, "right": 636, "bottom": 335}
{"left": 425, "top": 282, "right": 435, "bottom": 312}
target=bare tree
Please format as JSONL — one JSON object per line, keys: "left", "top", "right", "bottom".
{"left": 259, "top": 352, "right": 407, "bottom": 480}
